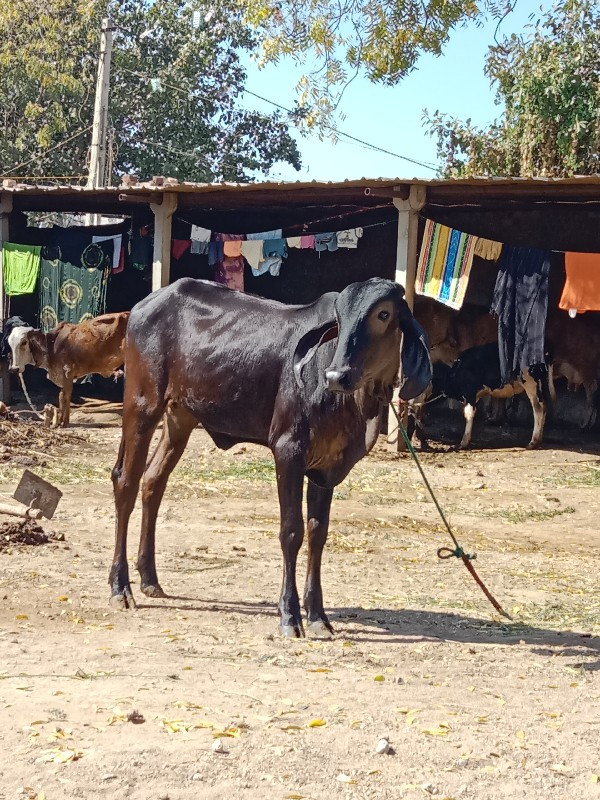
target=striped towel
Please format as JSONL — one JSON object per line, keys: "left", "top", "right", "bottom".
{"left": 416, "top": 220, "right": 477, "bottom": 309}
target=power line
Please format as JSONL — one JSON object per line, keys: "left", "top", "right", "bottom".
{"left": 129, "top": 136, "right": 242, "bottom": 173}
{"left": 118, "top": 67, "right": 438, "bottom": 173}
{"left": 241, "top": 87, "right": 438, "bottom": 172}
{"left": 1, "top": 126, "right": 93, "bottom": 176}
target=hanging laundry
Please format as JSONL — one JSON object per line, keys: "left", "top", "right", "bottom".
{"left": 314, "top": 233, "right": 338, "bottom": 252}
{"left": 2, "top": 242, "right": 42, "bottom": 296}
{"left": 223, "top": 240, "right": 243, "bottom": 258}
{"left": 559, "top": 252, "right": 600, "bottom": 314}
{"left": 416, "top": 220, "right": 476, "bottom": 310}
{"left": 190, "top": 224, "right": 211, "bottom": 254}
{"left": 190, "top": 224, "right": 211, "bottom": 242}
{"left": 246, "top": 229, "right": 282, "bottom": 241}
{"left": 208, "top": 241, "right": 224, "bottom": 266}
{"left": 190, "top": 240, "right": 209, "bottom": 255}
{"left": 474, "top": 237, "right": 503, "bottom": 261}
{"left": 130, "top": 224, "right": 152, "bottom": 272}
{"left": 252, "top": 239, "right": 288, "bottom": 277}
{"left": 92, "top": 234, "right": 124, "bottom": 273}
{"left": 241, "top": 240, "right": 263, "bottom": 271}
{"left": 171, "top": 239, "right": 191, "bottom": 260}
{"left": 336, "top": 228, "right": 363, "bottom": 249}
{"left": 264, "top": 239, "right": 287, "bottom": 259}
{"left": 38, "top": 257, "right": 109, "bottom": 331}
{"left": 48, "top": 227, "right": 113, "bottom": 269}
{"left": 214, "top": 256, "right": 244, "bottom": 292}
{"left": 286, "top": 236, "right": 302, "bottom": 248}
{"left": 491, "top": 245, "right": 550, "bottom": 385}
{"left": 300, "top": 235, "right": 315, "bottom": 249}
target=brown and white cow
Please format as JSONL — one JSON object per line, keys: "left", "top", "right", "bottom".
{"left": 8, "top": 312, "right": 129, "bottom": 426}
{"left": 442, "top": 342, "right": 551, "bottom": 449}
{"left": 408, "top": 299, "right": 499, "bottom": 446}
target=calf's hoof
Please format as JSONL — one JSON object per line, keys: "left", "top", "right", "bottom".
{"left": 140, "top": 583, "right": 166, "bottom": 599}
{"left": 308, "top": 619, "right": 334, "bottom": 639}
{"left": 526, "top": 441, "right": 540, "bottom": 450}
{"left": 109, "top": 589, "right": 137, "bottom": 611}
{"left": 280, "top": 622, "right": 306, "bottom": 639}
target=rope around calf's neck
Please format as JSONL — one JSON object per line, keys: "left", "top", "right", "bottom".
{"left": 18, "top": 373, "right": 44, "bottom": 421}
{"left": 390, "top": 402, "right": 512, "bottom": 621}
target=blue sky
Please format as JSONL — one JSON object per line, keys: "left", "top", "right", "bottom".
{"left": 239, "top": 1, "right": 547, "bottom": 181}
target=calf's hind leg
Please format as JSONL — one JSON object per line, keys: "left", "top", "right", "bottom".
{"left": 303, "top": 481, "right": 334, "bottom": 636}
{"left": 459, "top": 402, "right": 477, "bottom": 449}
{"left": 110, "top": 405, "right": 162, "bottom": 609}
{"left": 58, "top": 377, "right": 73, "bottom": 427}
{"left": 522, "top": 371, "right": 547, "bottom": 449}
{"left": 137, "top": 403, "right": 197, "bottom": 598}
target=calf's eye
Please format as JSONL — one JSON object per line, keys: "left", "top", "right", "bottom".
{"left": 378, "top": 310, "right": 390, "bottom": 321}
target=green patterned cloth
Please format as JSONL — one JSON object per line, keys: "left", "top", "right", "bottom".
{"left": 39, "top": 258, "right": 110, "bottom": 332}
{"left": 3, "top": 242, "right": 42, "bottom": 295}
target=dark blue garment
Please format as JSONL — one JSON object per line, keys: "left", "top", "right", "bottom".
{"left": 208, "top": 241, "right": 224, "bottom": 266}
{"left": 490, "top": 245, "right": 550, "bottom": 384}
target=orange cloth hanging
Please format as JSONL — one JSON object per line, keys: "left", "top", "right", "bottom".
{"left": 223, "top": 240, "right": 243, "bottom": 257}
{"left": 559, "top": 252, "right": 600, "bottom": 313}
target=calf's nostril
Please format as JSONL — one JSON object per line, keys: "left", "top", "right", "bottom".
{"left": 325, "top": 368, "right": 351, "bottom": 391}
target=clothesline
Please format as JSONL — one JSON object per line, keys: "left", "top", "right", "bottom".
{"left": 173, "top": 214, "right": 395, "bottom": 235}
{"left": 415, "top": 218, "right": 600, "bottom": 320}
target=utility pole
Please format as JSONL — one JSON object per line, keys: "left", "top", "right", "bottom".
{"left": 85, "top": 16, "right": 114, "bottom": 226}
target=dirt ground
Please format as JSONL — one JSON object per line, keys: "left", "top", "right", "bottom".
{"left": 2, "top": 402, "right": 600, "bottom": 800}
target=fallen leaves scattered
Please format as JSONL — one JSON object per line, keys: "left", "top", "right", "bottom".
{"left": 422, "top": 723, "right": 452, "bottom": 737}
{"left": 212, "top": 727, "right": 241, "bottom": 739}
{"left": 36, "top": 748, "right": 84, "bottom": 764}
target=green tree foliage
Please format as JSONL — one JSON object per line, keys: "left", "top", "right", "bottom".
{"left": 241, "top": 0, "right": 482, "bottom": 127}
{"left": 425, "top": 0, "right": 600, "bottom": 177}
{"left": 0, "top": 0, "right": 301, "bottom": 182}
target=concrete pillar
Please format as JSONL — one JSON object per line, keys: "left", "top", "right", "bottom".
{"left": 388, "top": 185, "right": 426, "bottom": 449}
{"left": 151, "top": 192, "right": 178, "bottom": 292}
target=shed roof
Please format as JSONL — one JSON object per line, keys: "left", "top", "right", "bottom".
{"left": 3, "top": 175, "right": 600, "bottom": 249}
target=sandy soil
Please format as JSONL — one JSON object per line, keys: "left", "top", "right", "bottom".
{"left": 1, "top": 404, "right": 600, "bottom": 800}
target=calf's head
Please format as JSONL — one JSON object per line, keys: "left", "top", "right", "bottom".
{"left": 7, "top": 326, "right": 36, "bottom": 373}
{"left": 294, "top": 278, "right": 431, "bottom": 402}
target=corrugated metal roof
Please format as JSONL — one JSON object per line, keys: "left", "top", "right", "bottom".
{"left": 3, "top": 176, "right": 600, "bottom": 223}
{"left": 3, "top": 174, "right": 600, "bottom": 194}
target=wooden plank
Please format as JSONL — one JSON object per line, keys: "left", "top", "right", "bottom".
{"left": 151, "top": 193, "right": 178, "bottom": 291}
{"left": 388, "top": 186, "right": 426, "bottom": 450}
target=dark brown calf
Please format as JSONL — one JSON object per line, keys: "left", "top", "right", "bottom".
{"left": 8, "top": 312, "right": 129, "bottom": 426}
{"left": 109, "top": 278, "right": 431, "bottom": 637}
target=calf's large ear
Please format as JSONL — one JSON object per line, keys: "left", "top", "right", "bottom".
{"left": 399, "top": 313, "right": 432, "bottom": 401}
{"left": 293, "top": 321, "right": 338, "bottom": 388}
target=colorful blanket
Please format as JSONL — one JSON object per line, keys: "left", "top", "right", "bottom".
{"left": 416, "top": 220, "right": 477, "bottom": 309}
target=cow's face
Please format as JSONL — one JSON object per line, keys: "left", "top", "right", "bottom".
{"left": 7, "top": 327, "right": 35, "bottom": 373}
{"left": 325, "top": 278, "right": 432, "bottom": 402}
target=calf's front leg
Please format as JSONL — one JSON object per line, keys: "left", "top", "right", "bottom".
{"left": 303, "top": 481, "right": 334, "bottom": 636}
{"left": 274, "top": 452, "right": 306, "bottom": 638}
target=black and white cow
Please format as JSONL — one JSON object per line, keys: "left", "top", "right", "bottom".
{"left": 442, "top": 342, "right": 551, "bottom": 449}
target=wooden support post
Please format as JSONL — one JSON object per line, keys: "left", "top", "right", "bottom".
{"left": 0, "top": 192, "right": 13, "bottom": 404}
{"left": 151, "top": 192, "right": 178, "bottom": 292}
{"left": 388, "top": 185, "right": 426, "bottom": 450}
